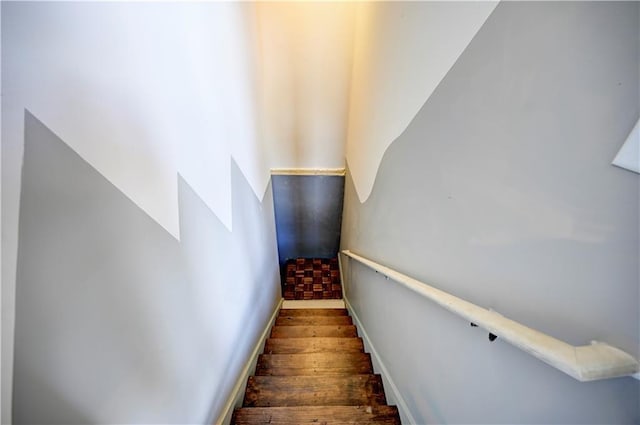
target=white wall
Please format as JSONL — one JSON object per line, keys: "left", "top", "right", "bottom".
{"left": 2, "top": 2, "right": 370, "bottom": 421}
{"left": 256, "top": 2, "right": 356, "bottom": 169}
{"left": 346, "top": 1, "right": 498, "bottom": 202}
{"left": 13, "top": 112, "right": 281, "bottom": 423}
{"left": 613, "top": 118, "right": 640, "bottom": 173}
{"left": 341, "top": 1, "right": 639, "bottom": 422}
{"left": 2, "top": 2, "right": 266, "bottom": 237}
{"left": 1, "top": 3, "right": 274, "bottom": 422}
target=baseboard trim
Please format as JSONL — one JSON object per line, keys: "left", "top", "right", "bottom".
{"left": 270, "top": 168, "right": 346, "bottom": 176}
{"left": 344, "top": 297, "right": 417, "bottom": 425}
{"left": 216, "top": 298, "right": 284, "bottom": 425}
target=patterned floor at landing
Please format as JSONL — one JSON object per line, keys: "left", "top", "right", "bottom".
{"left": 282, "top": 258, "right": 342, "bottom": 300}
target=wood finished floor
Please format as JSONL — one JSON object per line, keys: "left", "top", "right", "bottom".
{"left": 232, "top": 308, "right": 401, "bottom": 424}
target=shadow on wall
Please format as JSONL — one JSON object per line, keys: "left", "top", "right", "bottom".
{"left": 341, "top": 1, "right": 639, "bottom": 424}
{"left": 13, "top": 111, "right": 280, "bottom": 424}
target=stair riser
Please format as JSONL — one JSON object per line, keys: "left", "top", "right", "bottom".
{"left": 264, "top": 337, "right": 364, "bottom": 354}
{"left": 232, "top": 406, "right": 401, "bottom": 425}
{"left": 278, "top": 308, "right": 348, "bottom": 317}
{"left": 243, "top": 375, "right": 387, "bottom": 407}
{"left": 255, "top": 367, "right": 373, "bottom": 376}
{"left": 256, "top": 353, "right": 372, "bottom": 376}
{"left": 232, "top": 406, "right": 400, "bottom": 425}
{"left": 270, "top": 325, "right": 358, "bottom": 338}
{"left": 275, "top": 316, "right": 353, "bottom": 326}
{"left": 235, "top": 421, "right": 399, "bottom": 425}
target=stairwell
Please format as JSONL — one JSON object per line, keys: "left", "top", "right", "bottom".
{"left": 232, "top": 308, "right": 401, "bottom": 424}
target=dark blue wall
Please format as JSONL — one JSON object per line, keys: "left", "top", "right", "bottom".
{"left": 272, "top": 174, "right": 345, "bottom": 268}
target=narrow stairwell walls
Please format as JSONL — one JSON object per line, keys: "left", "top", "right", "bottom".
{"left": 13, "top": 113, "right": 280, "bottom": 424}
{"left": 178, "top": 163, "right": 281, "bottom": 423}
{"left": 2, "top": 4, "right": 270, "bottom": 421}
{"left": 341, "top": 1, "right": 639, "bottom": 424}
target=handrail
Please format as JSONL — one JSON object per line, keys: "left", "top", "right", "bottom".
{"left": 341, "top": 250, "right": 640, "bottom": 382}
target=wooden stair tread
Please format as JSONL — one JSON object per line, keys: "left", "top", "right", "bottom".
{"left": 243, "top": 375, "right": 387, "bottom": 407}
{"left": 232, "top": 405, "right": 401, "bottom": 424}
{"left": 264, "top": 337, "right": 364, "bottom": 354}
{"left": 270, "top": 325, "right": 358, "bottom": 338}
{"left": 256, "top": 353, "right": 372, "bottom": 376}
{"left": 238, "top": 307, "right": 401, "bottom": 423}
{"left": 279, "top": 308, "right": 348, "bottom": 317}
{"left": 275, "top": 316, "right": 353, "bottom": 326}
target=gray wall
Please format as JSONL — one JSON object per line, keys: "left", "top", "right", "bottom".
{"left": 272, "top": 175, "right": 344, "bottom": 267}
{"left": 341, "top": 2, "right": 639, "bottom": 423}
{"left": 13, "top": 112, "right": 280, "bottom": 424}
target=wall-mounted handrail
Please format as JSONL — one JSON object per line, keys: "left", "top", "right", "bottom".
{"left": 341, "top": 250, "right": 639, "bottom": 382}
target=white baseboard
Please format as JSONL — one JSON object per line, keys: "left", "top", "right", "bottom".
{"left": 344, "top": 297, "right": 417, "bottom": 425}
{"left": 216, "top": 298, "right": 284, "bottom": 425}
{"left": 270, "top": 168, "right": 346, "bottom": 176}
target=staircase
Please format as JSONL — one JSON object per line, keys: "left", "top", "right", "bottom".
{"left": 232, "top": 308, "right": 401, "bottom": 424}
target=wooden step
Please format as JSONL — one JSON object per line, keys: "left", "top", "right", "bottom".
{"left": 256, "top": 353, "right": 372, "bottom": 376}
{"left": 243, "top": 375, "right": 387, "bottom": 407}
{"left": 232, "top": 405, "right": 401, "bottom": 424}
{"left": 275, "top": 315, "right": 353, "bottom": 326}
{"left": 264, "top": 337, "right": 364, "bottom": 354}
{"left": 278, "top": 308, "right": 348, "bottom": 317}
{"left": 270, "top": 325, "right": 358, "bottom": 339}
